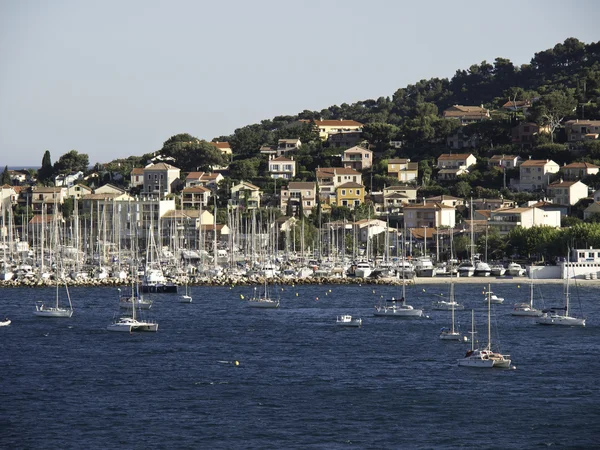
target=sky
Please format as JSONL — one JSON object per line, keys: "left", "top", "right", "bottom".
{"left": 0, "top": 0, "right": 599, "bottom": 168}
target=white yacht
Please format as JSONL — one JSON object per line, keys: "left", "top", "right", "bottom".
{"left": 490, "top": 264, "right": 506, "bottom": 276}
{"left": 506, "top": 262, "right": 526, "bottom": 277}
{"left": 374, "top": 297, "right": 423, "bottom": 317}
{"left": 107, "top": 316, "right": 158, "bottom": 332}
{"left": 512, "top": 273, "right": 542, "bottom": 317}
{"left": 536, "top": 271, "right": 585, "bottom": 326}
{"left": 457, "top": 261, "right": 475, "bottom": 277}
{"left": 336, "top": 315, "right": 362, "bottom": 327}
{"left": 0, "top": 318, "right": 11, "bottom": 326}
{"left": 354, "top": 261, "right": 373, "bottom": 278}
{"left": 414, "top": 257, "right": 435, "bottom": 277}
{"left": 34, "top": 279, "right": 74, "bottom": 318}
{"left": 474, "top": 261, "right": 491, "bottom": 277}
{"left": 248, "top": 281, "right": 280, "bottom": 308}
{"left": 484, "top": 290, "right": 504, "bottom": 304}
{"left": 458, "top": 298, "right": 511, "bottom": 369}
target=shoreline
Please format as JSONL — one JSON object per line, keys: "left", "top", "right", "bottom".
{"left": 0, "top": 275, "right": 592, "bottom": 288}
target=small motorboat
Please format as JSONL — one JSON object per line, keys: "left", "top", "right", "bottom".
{"left": 336, "top": 314, "right": 362, "bottom": 327}
{"left": 0, "top": 318, "right": 11, "bottom": 327}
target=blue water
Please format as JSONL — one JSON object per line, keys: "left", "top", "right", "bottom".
{"left": 1, "top": 282, "right": 599, "bottom": 449}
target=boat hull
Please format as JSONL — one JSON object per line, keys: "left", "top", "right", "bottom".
{"left": 248, "top": 300, "right": 279, "bottom": 308}
{"left": 34, "top": 308, "right": 73, "bottom": 318}
{"left": 439, "top": 331, "right": 461, "bottom": 340}
{"left": 536, "top": 315, "right": 585, "bottom": 326}
{"left": 374, "top": 308, "right": 423, "bottom": 317}
{"left": 141, "top": 284, "right": 178, "bottom": 294}
{"left": 432, "top": 301, "right": 464, "bottom": 311}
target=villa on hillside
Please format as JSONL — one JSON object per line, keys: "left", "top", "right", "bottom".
{"left": 561, "top": 161, "right": 599, "bottom": 180}
{"left": 488, "top": 206, "right": 561, "bottom": 235}
{"left": 564, "top": 119, "right": 600, "bottom": 142}
{"left": 546, "top": 179, "right": 589, "bottom": 206}
{"left": 387, "top": 159, "right": 418, "bottom": 183}
{"left": 442, "top": 105, "right": 490, "bottom": 125}
{"left": 516, "top": 159, "right": 560, "bottom": 191}
{"left": 279, "top": 182, "right": 316, "bottom": 216}
{"left": 342, "top": 146, "right": 372, "bottom": 171}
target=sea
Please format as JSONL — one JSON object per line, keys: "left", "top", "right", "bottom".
{"left": 1, "top": 281, "right": 599, "bottom": 449}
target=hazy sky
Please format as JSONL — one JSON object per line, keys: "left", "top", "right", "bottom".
{"left": 1, "top": 0, "right": 599, "bottom": 168}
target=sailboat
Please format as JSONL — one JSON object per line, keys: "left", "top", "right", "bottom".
{"left": 439, "top": 274, "right": 462, "bottom": 340}
{"left": 512, "top": 270, "right": 542, "bottom": 317}
{"left": 458, "top": 285, "right": 511, "bottom": 368}
{"left": 180, "top": 277, "right": 193, "bottom": 303}
{"left": 108, "top": 275, "right": 158, "bottom": 332}
{"left": 248, "top": 279, "right": 280, "bottom": 308}
{"left": 536, "top": 262, "right": 585, "bottom": 326}
{"left": 34, "top": 277, "right": 74, "bottom": 318}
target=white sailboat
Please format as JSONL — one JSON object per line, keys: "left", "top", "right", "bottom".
{"left": 439, "top": 275, "right": 462, "bottom": 340}
{"left": 536, "top": 263, "right": 585, "bottom": 326}
{"left": 34, "top": 278, "right": 74, "bottom": 318}
{"left": 512, "top": 271, "right": 543, "bottom": 317}
{"left": 180, "top": 277, "right": 193, "bottom": 303}
{"left": 248, "top": 279, "right": 280, "bottom": 308}
{"left": 108, "top": 281, "right": 158, "bottom": 333}
{"left": 458, "top": 285, "right": 511, "bottom": 368}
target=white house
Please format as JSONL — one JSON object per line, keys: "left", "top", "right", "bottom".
{"left": 546, "top": 179, "right": 589, "bottom": 206}
{"left": 403, "top": 203, "right": 456, "bottom": 229}
{"left": 143, "top": 163, "right": 181, "bottom": 197}
{"left": 488, "top": 206, "right": 561, "bottom": 235}
{"left": 518, "top": 159, "right": 560, "bottom": 191}
{"left": 268, "top": 155, "right": 296, "bottom": 179}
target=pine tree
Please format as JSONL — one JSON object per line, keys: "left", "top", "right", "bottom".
{"left": 1, "top": 165, "right": 10, "bottom": 185}
{"left": 38, "top": 150, "right": 53, "bottom": 184}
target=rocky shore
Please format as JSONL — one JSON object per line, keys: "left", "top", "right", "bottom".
{"left": 0, "top": 274, "right": 583, "bottom": 288}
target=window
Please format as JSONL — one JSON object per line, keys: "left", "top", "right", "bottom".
{"left": 356, "top": 189, "right": 361, "bottom": 196}
{"left": 341, "top": 190, "right": 346, "bottom": 196}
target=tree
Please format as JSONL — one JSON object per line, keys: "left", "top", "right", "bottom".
{"left": 160, "top": 134, "right": 228, "bottom": 171}
{"left": 38, "top": 150, "right": 54, "bottom": 184}
{"left": 362, "top": 122, "right": 398, "bottom": 151}
{"left": 453, "top": 181, "right": 472, "bottom": 199}
{"left": 54, "top": 150, "right": 90, "bottom": 175}
{"left": 531, "top": 91, "right": 577, "bottom": 143}
{"left": 1, "top": 165, "right": 9, "bottom": 185}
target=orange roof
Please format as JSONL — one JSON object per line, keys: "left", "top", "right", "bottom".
{"left": 210, "top": 141, "right": 231, "bottom": 149}
{"left": 520, "top": 159, "right": 554, "bottom": 167}
{"left": 131, "top": 168, "right": 144, "bottom": 175}
{"left": 563, "top": 162, "right": 599, "bottom": 169}
{"left": 438, "top": 153, "right": 474, "bottom": 160}
{"left": 314, "top": 119, "right": 363, "bottom": 127}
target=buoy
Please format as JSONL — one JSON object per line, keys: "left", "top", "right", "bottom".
{"left": 240, "top": 294, "right": 244, "bottom": 300}
{"left": 234, "top": 361, "right": 240, "bottom": 366}
{"left": 295, "top": 292, "right": 298, "bottom": 296}
{"left": 328, "top": 289, "right": 331, "bottom": 293}
{"left": 315, "top": 297, "right": 319, "bottom": 301}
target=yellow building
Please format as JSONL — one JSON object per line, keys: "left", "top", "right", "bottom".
{"left": 335, "top": 182, "right": 365, "bottom": 208}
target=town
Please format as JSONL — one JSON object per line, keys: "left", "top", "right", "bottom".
{"left": 2, "top": 37, "right": 600, "bottom": 285}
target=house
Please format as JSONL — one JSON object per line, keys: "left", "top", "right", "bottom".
{"left": 471, "top": 198, "right": 515, "bottom": 211}
{"left": 438, "top": 168, "right": 469, "bottom": 180}
{"left": 303, "top": 119, "right": 363, "bottom": 140}
{"left": 182, "top": 186, "right": 211, "bottom": 209}
{"left": 30, "top": 186, "right": 67, "bottom": 214}
{"left": 488, "top": 206, "right": 561, "bottom": 235}
{"left": 342, "top": 146, "right": 372, "bottom": 171}
{"left": 583, "top": 202, "right": 600, "bottom": 220}
{"left": 502, "top": 99, "right": 532, "bottom": 113}
{"left": 54, "top": 171, "right": 83, "bottom": 188}
{"left": 442, "top": 105, "right": 490, "bottom": 124}
{"left": 517, "top": 159, "right": 560, "bottom": 191}
{"left": 527, "top": 200, "right": 569, "bottom": 217}
{"left": 229, "top": 181, "right": 261, "bottom": 210}
{"left": 130, "top": 168, "right": 144, "bottom": 187}
{"left": 274, "top": 215, "right": 299, "bottom": 233}
{"left": 95, "top": 184, "right": 126, "bottom": 195}
{"left": 143, "top": 163, "right": 181, "bottom": 197}
{"left": 316, "top": 167, "right": 362, "bottom": 202}
{"left": 7, "top": 170, "right": 29, "bottom": 185}
{"left": 511, "top": 122, "right": 549, "bottom": 146}
{"left": 437, "top": 153, "right": 477, "bottom": 170}
{"left": 335, "top": 182, "right": 365, "bottom": 207}
{"left": 0, "top": 184, "right": 18, "bottom": 210}
{"left": 403, "top": 203, "right": 456, "bottom": 229}
{"left": 185, "top": 172, "right": 223, "bottom": 189}
{"left": 373, "top": 185, "right": 418, "bottom": 214}
{"left": 387, "top": 159, "right": 418, "bottom": 183}
{"left": 424, "top": 195, "right": 464, "bottom": 208}
{"left": 280, "top": 182, "right": 316, "bottom": 216}
{"left": 200, "top": 223, "right": 230, "bottom": 245}
{"left": 561, "top": 162, "right": 600, "bottom": 181}
{"left": 28, "top": 214, "right": 64, "bottom": 239}
{"left": 564, "top": 119, "right": 600, "bottom": 142}
{"left": 353, "top": 219, "right": 389, "bottom": 243}
{"left": 328, "top": 130, "right": 363, "bottom": 148}
{"left": 161, "top": 208, "right": 215, "bottom": 246}
{"left": 209, "top": 141, "right": 233, "bottom": 158}
{"left": 268, "top": 155, "right": 296, "bottom": 179}
{"left": 488, "top": 155, "right": 522, "bottom": 169}
{"left": 276, "top": 139, "right": 301, "bottom": 156}
{"left": 65, "top": 183, "right": 92, "bottom": 200}
{"left": 546, "top": 179, "right": 589, "bottom": 206}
